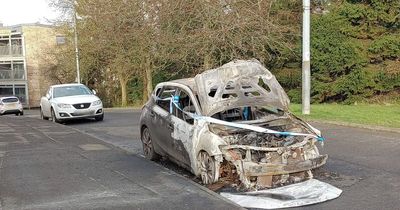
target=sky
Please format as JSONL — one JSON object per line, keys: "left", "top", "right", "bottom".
{"left": 0, "top": 0, "right": 59, "bottom": 26}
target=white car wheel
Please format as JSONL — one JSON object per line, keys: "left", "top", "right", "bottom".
{"left": 40, "top": 107, "right": 49, "bottom": 120}
{"left": 51, "top": 108, "right": 60, "bottom": 123}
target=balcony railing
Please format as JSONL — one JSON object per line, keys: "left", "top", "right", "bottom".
{"left": 0, "top": 69, "right": 12, "bottom": 79}
{"left": 0, "top": 45, "right": 23, "bottom": 57}
{"left": 0, "top": 69, "right": 25, "bottom": 80}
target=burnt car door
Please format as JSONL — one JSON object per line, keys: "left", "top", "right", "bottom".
{"left": 151, "top": 86, "right": 176, "bottom": 156}
{"left": 169, "top": 88, "right": 198, "bottom": 168}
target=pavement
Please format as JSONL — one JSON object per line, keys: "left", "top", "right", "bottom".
{"left": 0, "top": 115, "right": 241, "bottom": 209}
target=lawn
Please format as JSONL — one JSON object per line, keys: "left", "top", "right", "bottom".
{"left": 289, "top": 104, "right": 400, "bottom": 128}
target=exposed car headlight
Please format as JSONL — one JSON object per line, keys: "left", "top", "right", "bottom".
{"left": 57, "top": 103, "right": 72, "bottom": 108}
{"left": 92, "top": 100, "right": 102, "bottom": 106}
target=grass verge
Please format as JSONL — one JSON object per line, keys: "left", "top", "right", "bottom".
{"left": 290, "top": 104, "right": 400, "bottom": 128}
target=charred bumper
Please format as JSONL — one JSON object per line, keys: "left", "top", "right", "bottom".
{"left": 220, "top": 143, "right": 327, "bottom": 189}
{"left": 243, "top": 155, "right": 328, "bottom": 176}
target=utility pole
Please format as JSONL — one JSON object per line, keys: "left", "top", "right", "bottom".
{"left": 302, "top": 0, "right": 311, "bottom": 115}
{"left": 73, "top": 1, "right": 80, "bottom": 84}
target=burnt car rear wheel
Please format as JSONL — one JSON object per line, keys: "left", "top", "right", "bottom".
{"left": 141, "top": 127, "right": 159, "bottom": 160}
{"left": 198, "top": 151, "right": 218, "bottom": 185}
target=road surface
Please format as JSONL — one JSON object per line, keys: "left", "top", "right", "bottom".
{"left": 23, "top": 109, "right": 400, "bottom": 209}
{"left": 0, "top": 113, "right": 241, "bottom": 209}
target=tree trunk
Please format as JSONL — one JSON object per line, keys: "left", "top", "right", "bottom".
{"left": 120, "top": 78, "right": 128, "bottom": 107}
{"left": 142, "top": 76, "right": 148, "bottom": 103}
{"left": 143, "top": 54, "right": 153, "bottom": 102}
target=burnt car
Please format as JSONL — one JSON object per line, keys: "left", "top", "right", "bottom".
{"left": 140, "top": 60, "right": 327, "bottom": 190}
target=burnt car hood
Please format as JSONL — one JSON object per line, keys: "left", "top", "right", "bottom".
{"left": 194, "top": 60, "right": 290, "bottom": 116}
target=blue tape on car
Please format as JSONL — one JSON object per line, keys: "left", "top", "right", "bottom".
{"left": 168, "top": 97, "right": 325, "bottom": 141}
{"left": 243, "top": 107, "right": 250, "bottom": 120}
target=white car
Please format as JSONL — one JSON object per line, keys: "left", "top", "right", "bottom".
{"left": 40, "top": 83, "right": 104, "bottom": 123}
{"left": 0, "top": 96, "right": 24, "bottom": 116}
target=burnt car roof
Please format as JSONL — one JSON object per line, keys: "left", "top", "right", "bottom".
{"left": 168, "top": 78, "right": 196, "bottom": 90}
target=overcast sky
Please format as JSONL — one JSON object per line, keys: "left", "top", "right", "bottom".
{"left": 0, "top": 0, "right": 59, "bottom": 26}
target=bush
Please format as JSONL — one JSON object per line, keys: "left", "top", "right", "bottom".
{"left": 368, "top": 34, "right": 400, "bottom": 62}
{"left": 287, "top": 88, "right": 302, "bottom": 104}
{"left": 303, "top": 1, "right": 400, "bottom": 104}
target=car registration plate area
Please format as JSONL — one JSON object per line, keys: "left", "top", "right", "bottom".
{"left": 4, "top": 103, "right": 17, "bottom": 109}
{"left": 72, "top": 109, "right": 93, "bottom": 116}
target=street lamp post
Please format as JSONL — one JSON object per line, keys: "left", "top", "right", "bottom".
{"left": 302, "top": 0, "right": 311, "bottom": 115}
{"left": 73, "top": 2, "right": 80, "bottom": 84}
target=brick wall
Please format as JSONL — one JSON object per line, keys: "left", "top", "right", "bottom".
{"left": 23, "top": 26, "right": 57, "bottom": 107}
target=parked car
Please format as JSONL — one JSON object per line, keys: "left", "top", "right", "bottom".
{"left": 0, "top": 96, "right": 24, "bottom": 116}
{"left": 140, "top": 60, "right": 327, "bottom": 190}
{"left": 40, "top": 83, "right": 104, "bottom": 123}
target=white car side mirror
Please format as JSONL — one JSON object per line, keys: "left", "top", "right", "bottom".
{"left": 46, "top": 93, "right": 50, "bottom": 99}
{"left": 92, "top": 90, "right": 97, "bottom": 95}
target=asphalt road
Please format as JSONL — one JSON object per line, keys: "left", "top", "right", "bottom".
{"left": 23, "top": 109, "right": 400, "bottom": 209}
{"left": 0, "top": 111, "right": 241, "bottom": 210}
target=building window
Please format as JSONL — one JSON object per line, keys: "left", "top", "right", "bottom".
{"left": 56, "top": 36, "right": 66, "bottom": 45}
{"left": 0, "top": 84, "right": 27, "bottom": 104}
{"left": 0, "top": 85, "right": 13, "bottom": 96}
{"left": 11, "top": 39, "right": 23, "bottom": 56}
{"left": 0, "top": 61, "right": 25, "bottom": 80}
{"left": 13, "top": 62, "right": 25, "bottom": 80}
{"left": 0, "top": 40, "right": 9, "bottom": 56}
{"left": 0, "top": 63, "right": 12, "bottom": 80}
{"left": 0, "top": 60, "right": 25, "bottom": 80}
{"left": 14, "top": 84, "right": 26, "bottom": 103}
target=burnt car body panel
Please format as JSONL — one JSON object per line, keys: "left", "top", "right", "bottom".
{"left": 140, "top": 59, "right": 327, "bottom": 190}
{"left": 194, "top": 60, "right": 290, "bottom": 116}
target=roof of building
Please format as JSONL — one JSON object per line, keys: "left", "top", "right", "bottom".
{"left": 0, "top": 23, "right": 54, "bottom": 30}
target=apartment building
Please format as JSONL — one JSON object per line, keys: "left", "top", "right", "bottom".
{"left": 0, "top": 23, "right": 58, "bottom": 107}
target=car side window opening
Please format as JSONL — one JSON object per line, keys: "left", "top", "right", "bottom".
{"left": 156, "top": 86, "right": 176, "bottom": 112}
{"left": 155, "top": 87, "right": 162, "bottom": 97}
{"left": 173, "top": 89, "right": 195, "bottom": 125}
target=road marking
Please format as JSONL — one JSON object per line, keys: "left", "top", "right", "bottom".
{"left": 79, "top": 144, "right": 110, "bottom": 151}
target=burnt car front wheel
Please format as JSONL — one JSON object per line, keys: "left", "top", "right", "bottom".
{"left": 198, "top": 151, "right": 218, "bottom": 185}
{"left": 141, "top": 127, "right": 159, "bottom": 160}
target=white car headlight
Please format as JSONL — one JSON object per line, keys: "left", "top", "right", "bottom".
{"left": 92, "top": 100, "right": 102, "bottom": 106}
{"left": 57, "top": 103, "right": 72, "bottom": 108}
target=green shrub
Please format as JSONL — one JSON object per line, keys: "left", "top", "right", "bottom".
{"left": 368, "top": 34, "right": 400, "bottom": 62}
{"left": 287, "top": 88, "right": 302, "bottom": 104}
{"left": 304, "top": 0, "right": 400, "bottom": 104}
